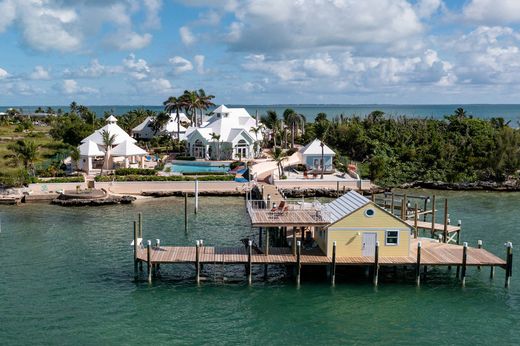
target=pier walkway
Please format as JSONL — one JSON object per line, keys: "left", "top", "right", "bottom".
{"left": 136, "top": 239, "right": 506, "bottom": 267}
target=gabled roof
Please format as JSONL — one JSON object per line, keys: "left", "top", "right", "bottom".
{"left": 301, "top": 139, "right": 335, "bottom": 156}
{"left": 82, "top": 123, "right": 136, "bottom": 146}
{"left": 226, "top": 128, "right": 254, "bottom": 142}
{"left": 132, "top": 116, "right": 153, "bottom": 132}
{"left": 132, "top": 113, "right": 189, "bottom": 134}
{"left": 78, "top": 140, "right": 104, "bottom": 157}
{"left": 212, "top": 104, "right": 229, "bottom": 114}
{"left": 106, "top": 115, "right": 118, "bottom": 123}
{"left": 324, "top": 190, "right": 370, "bottom": 223}
{"left": 110, "top": 140, "right": 147, "bottom": 156}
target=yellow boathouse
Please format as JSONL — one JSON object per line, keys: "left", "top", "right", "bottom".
{"left": 316, "top": 191, "right": 413, "bottom": 257}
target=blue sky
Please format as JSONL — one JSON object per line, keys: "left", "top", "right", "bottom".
{"left": 1, "top": 0, "right": 520, "bottom": 105}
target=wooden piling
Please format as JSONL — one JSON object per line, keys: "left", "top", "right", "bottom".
{"left": 490, "top": 266, "right": 495, "bottom": 279}
{"left": 477, "top": 240, "right": 482, "bottom": 270}
{"left": 461, "top": 242, "right": 468, "bottom": 287}
{"left": 390, "top": 192, "right": 395, "bottom": 216}
{"left": 195, "top": 240, "right": 200, "bottom": 284}
{"left": 336, "top": 181, "right": 340, "bottom": 197}
{"left": 247, "top": 240, "right": 252, "bottom": 285}
{"left": 133, "top": 221, "right": 138, "bottom": 279}
{"left": 184, "top": 192, "right": 188, "bottom": 233}
{"left": 416, "top": 241, "right": 422, "bottom": 286}
{"left": 138, "top": 212, "right": 143, "bottom": 238}
{"left": 147, "top": 240, "right": 152, "bottom": 284}
{"left": 265, "top": 228, "right": 269, "bottom": 256}
{"left": 423, "top": 197, "right": 429, "bottom": 222}
{"left": 443, "top": 199, "right": 448, "bottom": 243}
{"left": 296, "top": 240, "right": 301, "bottom": 286}
{"left": 414, "top": 203, "right": 419, "bottom": 238}
{"left": 430, "top": 195, "right": 436, "bottom": 237}
{"left": 331, "top": 241, "right": 337, "bottom": 286}
{"left": 505, "top": 242, "right": 513, "bottom": 288}
{"left": 258, "top": 227, "right": 263, "bottom": 248}
{"left": 292, "top": 227, "right": 297, "bottom": 255}
{"left": 403, "top": 193, "right": 407, "bottom": 218}
{"left": 194, "top": 178, "right": 199, "bottom": 214}
{"left": 373, "top": 241, "right": 380, "bottom": 286}
{"left": 400, "top": 198, "right": 405, "bottom": 220}
{"left": 371, "top": 192, "right": 375, "bottom": 202}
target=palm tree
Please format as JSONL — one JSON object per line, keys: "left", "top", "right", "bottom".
{"left": 250, "top": 125, "right": 263, "bottom": 158}
{"left": 163, "top": 96, "right": 185, "bottom": 143}
{"left": 100, "top": 130, "right": 116, "bottom": 175}
{"left": 6, "top": 139, "right": 38, "bottom": 174}
{"left": 454, "top": 107, "right": 467, "bottom": 119}
{"left": 283, "top": 108, "right": 306, "bottom": 148}
{"left": 70, "top": 146, "right": 80, "bottom": 172}
{"left": 315, "top": 120, "right": 331, "bottom": 179}
{"left": 180, "top": 90, "right": 199, "bottom": 127}
{"left": 196, "top": 89, "right": 215, "bottom": 126}
{"left": 151, "top": 111, "right": 170, "bottom": 135}
{"left": 210, "top": 132, "right": 221, "bottom": 160}
{"left": 260, "top": 110, "right": 280, "bottom": 147}
{"left": 269, "top": 147, "right": 287, "bottom": 179}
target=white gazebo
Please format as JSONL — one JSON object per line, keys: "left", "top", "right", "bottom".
{"left": 77, "top": 140, "right": 105, "bottom": 173}
{"left": 110, "top": 139, "right": 148, "bottom": 168}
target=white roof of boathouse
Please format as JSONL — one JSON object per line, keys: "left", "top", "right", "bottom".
{"left": 324, "top": 190, "right": 370, "bottom": 223}
{"left": 301, "top": 139, "right": 335, "bottom": 156}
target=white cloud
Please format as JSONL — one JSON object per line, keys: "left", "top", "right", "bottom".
{"left": 143, "top": 0, "right": 162, "bottom": 29}
{"left": 415, "top": 0, "right": 443, "bottom": 18}
{"left": 464, "top": 0, "right": 520, "bottom": 24}
{"left": 194, "top": 55, "right": 206, "bottom": 74}
{"left": 303, "top": 54, "right": 340, "bottom": 77}
{"left": 123, "top": 54, "right": 150, "bottom": 80}
{"left": 242, "top": 54, "right": 304, "bottom": 81}
{"left": 223, "top": 0, "right": 423, "bottom": 53}
{"left": 0, "top": 67, "right": 9, "bottom": 79}
{"left": 179, "top": 26, "right": 196, "bottom": 45}
{"left": 138, "top": 78, "right": 175, "bottom": 94}
{"left": 0, "top": 0, "right": 16, "bottom": 33}
{"left": 60, "top": 79, "right": 98, "bottom": 95}
{"left": 169, "top": 56, "right": 194, "bottom": 74}
{"left": 30, "top": 66, "right": 50, "bottom": 80}
{"left": 106, "top": 32, "right": 152, "bottom": 50}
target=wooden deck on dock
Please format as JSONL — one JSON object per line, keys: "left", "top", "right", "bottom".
{"left": 136, "top": 238, "right": 506, "bottom": 267}
{"left": 248, "top": 208, "right": 330, "bottom": 227}
{"left": 405, "top": 220, "right": 461, "bottom": 234}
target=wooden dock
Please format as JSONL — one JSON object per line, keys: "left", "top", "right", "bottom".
{"left": 405, "top": 220, "right": 461, "bottom": 234}
{"left": 136, "top": 239, "right": 506, "bottom": 267}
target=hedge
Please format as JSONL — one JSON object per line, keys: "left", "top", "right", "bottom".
{"left": 115, "top": 168, "right": 156, "bottom": 176}
{"left": 95, "top": 175, "right": 235, "bottom": 182}
{"left": 175, "top": 156, "right": 196, "bottom": 161}
{"left": 37, "top": 176, "right": 84, "bottom": 183}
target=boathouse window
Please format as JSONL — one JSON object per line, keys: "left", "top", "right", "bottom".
{"left": 385, "top": 230, "right": 399, "bottom": 245}
{"left": 364, "top": 208, "right": 375, "bottom": 217}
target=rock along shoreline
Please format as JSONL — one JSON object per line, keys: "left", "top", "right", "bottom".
{"left": 399, "top": 180, "right": 520, "bottom": 192}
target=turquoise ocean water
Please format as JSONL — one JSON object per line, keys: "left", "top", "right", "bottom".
{"left": 3, "top": 104, "right": 520, "bottom": 123}
{"left": 0, "top": 190, "right": 519, "bottom": 345}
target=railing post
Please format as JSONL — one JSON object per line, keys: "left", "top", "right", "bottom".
{"left": 331, "top": 241, "right": 337, "bottom": 286}
{"left": 195, "top": 240, "right": 201, "bottom": 284}
{"left": 477, "top": 240, "right": 482, "bottom": 270}
{"left": 247, "top": 240, "right": 253, "bottom": 285}
{"left": 373, "top": 241, "right": 380, "bottom": 286}
{"left": 461, "top": 242, "right": 468, "bottom": 287}
{"left": 133, "top": 221, "right": 138, "bottom": 280}
{"left": 416, "top": 241, "right": 422, "bottom": 286}
{"left": 147, "top": 240, "right": 152, "bottom": 284}
{"left": 505, "top": 242, "right": 513, "bottom": 288}
{"left": 296, "top": 240, "right": 301, "bottom": 286}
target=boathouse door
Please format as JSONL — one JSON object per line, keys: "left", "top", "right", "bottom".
{"left": 362, "top": 233, "right": 377, "bottom": 256}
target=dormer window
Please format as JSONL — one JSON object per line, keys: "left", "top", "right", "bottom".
{"left": 216, "top": 113, "right": 221, "bottom": 118}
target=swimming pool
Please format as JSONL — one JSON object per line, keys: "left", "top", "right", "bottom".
{"left": 165, "top": 161, "right": 230, "bottom": 173}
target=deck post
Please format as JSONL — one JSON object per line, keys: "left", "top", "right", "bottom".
{"left": 400, "top": 198, "right": 405, "bottom": 220}
{"left": 336, "top": 181, "right": 340, "bottom": 197}
{"left": 292, "top": 227, "right": 297, "bottom": 255}
{"left": 423, "top": 197, "right": 429, "bottom": 222}
{"left": 390, "top": 192, "right": 395, "bottom": 215}
{"left": 371, "top": 192, "right": 375, "bottom": 202}
{"left": 490, "top": 266, "right": 495, "bottom": 279}
{"left": 461, "top": 242, "right": 468, "bottom": 287}
{"left": 258, "top": 227, "right": 263, "bottom": 248}
{"left": 138, "top": 214, "right": 143, "bottom": 271}
{"left": 373, "top": 241, "right": 380, "bottom": 286}
{"left": 414, "top": 203, "right": 419, "bottom": 238}
{"left": 296, "top": 240, "right": 301, "bottom": 286}
{"left": 431, "top": 195, "right": 436, "bottom": 237}
{"left": 194, "top": 178, "right": 199, "bottom": 214}
{"left": 477, "top": 240, "right": 482, "bottom": 271}
{"left": 265, "top": 228, "right": 270, "bottom": 256}
{"left": 416, "top": 241, "right": 422, "bottom": 286}
{"left": 184, "top": 192, "right": 188, "bottom": 233}
{"left": 301, "top": 227, "right": 305, "bottom": 244}
{"left": 403, "top": 193, "right": 407, "bottom": 218}
{"left": 195, "top": 240, "right": 200, "bottom": 284}
{"left": 443, "top": 199, "right": 448, "bottom": 243}
{"left": 247, "top": 240, "right": 253, "bottom": 285}
{"left": 147, "top": 240, "right": 152, "bottom": 284}
{"left": 505, "top": 242, "right": 513, "bottom": 288}
{"left": 133, "top": 221, "right": 138, "bottom": 280}
{"left": 331, "top": 241, "right": 337, "bottom": 286}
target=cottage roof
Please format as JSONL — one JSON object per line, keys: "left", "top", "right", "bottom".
{"left": 78, "top": 140, "right": 104, "bottom": 157}
{"left": 132, "top": 113, "right": 189, "bottom": 134}
{"left": 106, "top": 115, "right": 118, "bottom": 123}
{"left": 324, "top": 190, "right": 370, "bottom": 223}
{"left": 110, "top": 140, "right": 147, "bottom": 156}
{"left": 301, "top": 139, "right": 335, "bottom": 156}
{"left": 82, "top": 122, "right": 136, "bottom": 146}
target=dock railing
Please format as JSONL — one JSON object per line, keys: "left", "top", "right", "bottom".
{"left": 247, "top": 199, "right": 331, "bottom": 224}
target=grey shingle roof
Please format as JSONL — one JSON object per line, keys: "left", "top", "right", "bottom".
{"left": 324, "top": 190, "right": 370, "bottom": 223}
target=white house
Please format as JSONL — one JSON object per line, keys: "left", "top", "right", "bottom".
{"left": 77, "top": 116, "right": 149, "bottom": 174}
{"left": 185, "top": 105, "right": 262, "bottom": 160}
{"left": 131, "top": 112, "right": 190, "bottom": 140}
{"left": 300, "top": 139, "right": 335, "bottom": 172}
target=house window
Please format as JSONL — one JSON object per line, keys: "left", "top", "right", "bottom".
{"left": 385, "top": 230, "right": 399, "bottom": 246}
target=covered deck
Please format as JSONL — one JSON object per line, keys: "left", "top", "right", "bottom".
{"left": 246, "top": 199, "right": 330, "bottom": 227}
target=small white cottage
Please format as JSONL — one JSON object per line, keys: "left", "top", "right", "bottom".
{"left": 300, "top": 139, "right": 335, "bottom": 172}
{"left": 131, "top": 112, "right": 190, "bottom": 140}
